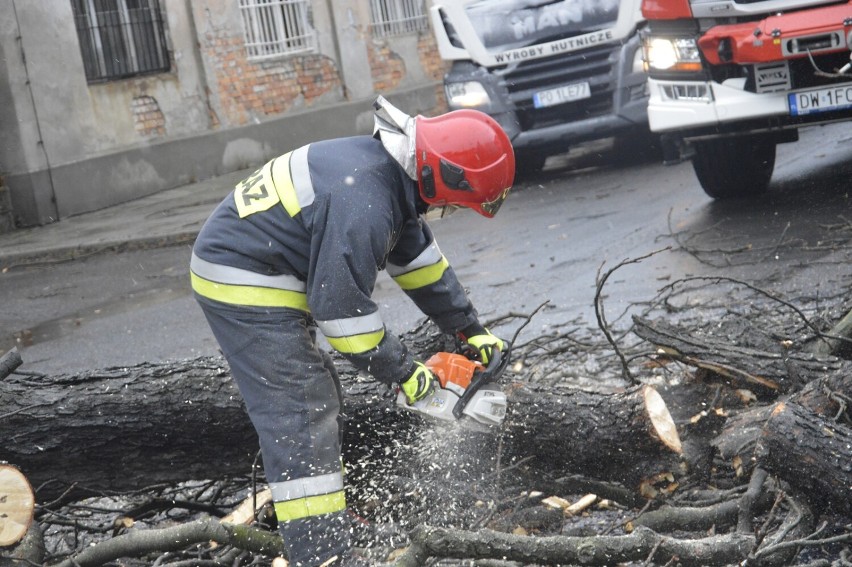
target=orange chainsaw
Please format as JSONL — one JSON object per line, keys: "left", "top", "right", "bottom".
{"left": 396, "top": 346, "right": 510, "bottom": 428}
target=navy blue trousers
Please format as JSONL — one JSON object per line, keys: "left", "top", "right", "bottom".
{"left": 195, "top": 295, "right": 349, "bottom": 566}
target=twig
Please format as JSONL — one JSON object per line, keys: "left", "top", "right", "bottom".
{"left": 0, "top": 347, "right": 23, "bottom": 380}
{"left": 595, "top": 247, "right": 671, "bottom": 384}
{"left": 661, "top": 275, "right": 852, "bottom": 349}
{"left": 753, "top": 525, "right": 851, "bottom": 561}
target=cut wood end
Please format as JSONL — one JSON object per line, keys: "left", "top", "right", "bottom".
{"left": 541, "top": 495, "right": 571, "bottom": 510}
{"left": 770, "top": 402, "right": 786, "bottom": 417}
{"left": 221, "top": 488, "right": 273, "bottom": 526}
{"left": 564, "top": 494, "right": 598, "bottom": 516}
{"left": 0, "top": 464, "right": 35, "bottom": 547}
{"left": 643, "top": 386, "right": 683, "bottom": 454}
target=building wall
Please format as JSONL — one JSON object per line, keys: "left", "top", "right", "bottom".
{"left": 0, "top": 0, "right": 448, "bottom": 229}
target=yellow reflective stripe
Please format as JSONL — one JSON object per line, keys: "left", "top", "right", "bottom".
{"left": 392, "top": 256, "right": 449, "bottom": 290}
{"left": 326, "top": 329, "right": 385, "bottom": 354}
{"left": 273, "top": 490, "right": 347, "bottom": 522}
{"left": 270, "top": 151, "right": 301, "bottom": 217}
{"left": 191, "top": 272, "right": 309, "bottom": 311}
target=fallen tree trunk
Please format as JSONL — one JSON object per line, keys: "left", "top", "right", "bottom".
{"left": 0, "top": 356, "right": 681, "bottom": 502}
{"left": 0, "top": 358, "right": 257, "bottom": 502}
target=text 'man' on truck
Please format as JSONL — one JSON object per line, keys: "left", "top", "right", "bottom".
{"left": 430, "top": 0, "right": 650, "bottom": 176}
{"left": 642, "top": 0, "right": 852, "bottom": 199}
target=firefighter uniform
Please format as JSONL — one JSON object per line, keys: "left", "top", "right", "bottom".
{"left": 191, "top": 135, "right": 480, "bottom": 565}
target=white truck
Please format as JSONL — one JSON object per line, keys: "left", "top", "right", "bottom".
{"left": 642, "top": 0, "right": 852, "bottom": 199}
{"left": 429, "top": 0, "right": 650, "bottom": 175}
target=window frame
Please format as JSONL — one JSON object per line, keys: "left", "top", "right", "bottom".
{"left": 72, "top": 0, "right": 171, "bottom": 83}
{"left": 369, "top": 0, "right": 429, "bottom": 39}
{"left": 239, "top": 0, "right": 318, "bottom": 62}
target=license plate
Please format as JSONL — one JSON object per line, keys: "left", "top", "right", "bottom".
{"left": 533, "top": 81, "right": 591, "bottom": 108}
{"left": 789, "top": 84, "right": 852, "bottom": 116}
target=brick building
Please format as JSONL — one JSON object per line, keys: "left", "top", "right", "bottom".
{"left": 0, "top": 0, "right": 447, "bottom": 228}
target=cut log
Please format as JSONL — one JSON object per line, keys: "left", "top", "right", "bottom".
{"left": 0, "top": 464, "right": 34, "bottom": 547}
{"left": 757, "top": 401, "right": 852, "bottom": 515}
{"left": 632, "top": 316, "right": 843, "bottom": 395}
{"left": 503, "top": 383, "right": 683, "bottom": 490}
{"left": 0, "top": 356, "right": 682, "bottom": 502}
{"left": 711, "top": 371, "right": 851, "bottom": 478}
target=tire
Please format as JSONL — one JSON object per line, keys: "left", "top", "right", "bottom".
{"left": 691, "top": 136, "right": 776, "bottom": 200}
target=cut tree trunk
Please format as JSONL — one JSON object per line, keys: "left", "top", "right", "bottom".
{"left": 0, "top": 465, "right": 34, "bottom": 546}
{"left": 711, "top": 371, "right": 851, "bottom": 478}
{"left": 0, "top": 356, "right": 681, "bottom": 502}
{"left": 503, "top": 383, "right": 683, "bottom": 491}
{"left": 756, "top": 401, "right": 852, "bottom": 515}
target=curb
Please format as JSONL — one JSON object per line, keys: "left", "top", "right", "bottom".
{"left": 0, "top": 232, "right": 199, "bottom": 271}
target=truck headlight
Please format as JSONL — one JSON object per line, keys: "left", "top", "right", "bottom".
{"left": 644, "top": 37, "right": 702, "bottom": 72}
{"left": 445, "top": 81, "right": 491, "bottom": 108}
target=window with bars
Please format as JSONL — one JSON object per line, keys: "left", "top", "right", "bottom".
{"left": 71, "top": 0, "right": 170, "bottom": 83}
{"left": 369, "top": 0, "right": 429, "bottom": 38}
{"left": 239, "top": 0, "right": 317, "bottom": 61}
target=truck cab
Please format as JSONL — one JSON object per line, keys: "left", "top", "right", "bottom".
{"left": 430, "top": 0, "right": 650, "bottom": 174}
{"left": 642, "top": 0, "right": 852, "bottom": 198}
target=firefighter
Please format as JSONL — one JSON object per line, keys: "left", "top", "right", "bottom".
{"left": 190, "top": 96, "right": 515, "bottom": 566}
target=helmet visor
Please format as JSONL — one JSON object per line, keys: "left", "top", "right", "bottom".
{"left": 480, "top": 187, "right": 510, "bottom": 217}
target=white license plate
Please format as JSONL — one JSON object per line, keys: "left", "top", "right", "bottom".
{"left": 789, "top": 84, "right": 852, "bottom": 116}
{"left": 533, "top": 81, "right": 591, "bottom": 108}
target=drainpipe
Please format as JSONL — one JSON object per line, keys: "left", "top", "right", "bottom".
{"left": 324, "top": 0, "right": 349, "bottom": 98}
{"left": 11, "top": 0, "right": 60, "bottom": 222}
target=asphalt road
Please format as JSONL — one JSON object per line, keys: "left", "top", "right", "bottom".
{"left": 3, "top": 123, "right": 851, "bottom": 376}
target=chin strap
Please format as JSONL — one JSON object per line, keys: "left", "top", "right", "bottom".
{"left": 373, "top": 95, "right": 418, "bottom": 181}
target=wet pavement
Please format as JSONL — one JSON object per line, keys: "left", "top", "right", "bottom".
{"left": 0, "top": 168, "right": 249, "bottom": 270}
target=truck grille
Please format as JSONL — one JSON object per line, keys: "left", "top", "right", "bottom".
{"left": 744, "top": 51, "right": 852, "bottom": 92}
{"left": 499, "top": 44, "right": 616, "bottom": 131}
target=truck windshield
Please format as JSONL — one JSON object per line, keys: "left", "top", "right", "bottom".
{"left": 465, "top": 0, "right": 621, "bottom": 50}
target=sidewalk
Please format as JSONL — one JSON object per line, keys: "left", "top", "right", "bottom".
{"left": 0, "top": 168, "right": 251, "bottom": 270}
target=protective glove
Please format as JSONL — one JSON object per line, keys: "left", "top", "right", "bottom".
{"left": 399, "top": 361, "right": 437, "bottom": 405}
{"left": 460, "top": 324, "right": 505, "bottom": 365}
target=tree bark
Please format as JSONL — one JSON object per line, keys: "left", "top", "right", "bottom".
{"left": 0, "top": 357, "right": 681, "bottom": 503}
{"left": 503, "top": 383, "right": 682, "bottom": 490}
{"left": 0, "top": 358, "right": 257, "bottom": 502}
{"left": 711, "top": 371, "right": 851, "bottom": 478}
{"left": 756, "top": 401, "right": 852, "bottom": 515}
{"left": 396, "top": 524, "right": 755, "bottom": 567}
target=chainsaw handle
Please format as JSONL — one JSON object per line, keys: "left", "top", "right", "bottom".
{"left": 451, "top": 346, "right": 508, "bottom": 420}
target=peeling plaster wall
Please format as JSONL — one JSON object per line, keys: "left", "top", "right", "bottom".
{"left": 0, "top": 0, "right": 445, "bottom": 227}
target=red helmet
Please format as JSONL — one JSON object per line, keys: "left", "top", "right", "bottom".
{"left": 415, "top": 109, "right": 515, "bottom": 218}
